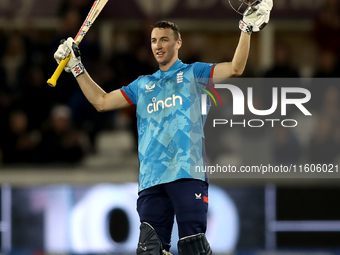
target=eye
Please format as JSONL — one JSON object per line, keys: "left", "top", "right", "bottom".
{"left": 162, "top": 38, "right": 168, "bottom": 42}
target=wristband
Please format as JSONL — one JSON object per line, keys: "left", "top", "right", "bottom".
{"left": 71, "top": 62, "right": 85, "bottom": 78}
{"left": 239, "top": 20, "right": 253, "bottom": 34}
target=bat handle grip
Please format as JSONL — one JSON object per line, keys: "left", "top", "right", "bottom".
{"left": 47, "top": 55, "right": 71, "bottom": 87}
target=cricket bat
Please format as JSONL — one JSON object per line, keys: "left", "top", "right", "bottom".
{"left": 47, "top": 0, "right": 109, "bottom": 87}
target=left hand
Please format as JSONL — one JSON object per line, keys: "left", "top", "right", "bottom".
{"left": 239, "top": 0, "right": 273, "bottom": 34}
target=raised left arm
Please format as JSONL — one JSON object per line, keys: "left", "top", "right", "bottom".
{"left": 212, "top": 32, "right": 251, "bottom": 80}
{"left": 212, "top": 0, "right": 273, "bottom": 80}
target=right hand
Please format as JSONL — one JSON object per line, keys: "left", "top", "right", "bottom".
{"left": 54, "top": 37, "right": 85, "bottom": 77}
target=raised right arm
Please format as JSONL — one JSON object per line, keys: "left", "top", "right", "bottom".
{"left": 76, "top": 71, "right": 130, "bottom": 112}
{"left": 53, "top": 38, "right": 130, "bottom": 112}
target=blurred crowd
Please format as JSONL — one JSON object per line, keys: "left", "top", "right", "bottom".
{"left": 268, "top": 0, "right": 340, "bottom": 166}
{"left": 0, "top": 0, "right": 156, "bottom": 166}
{"left": 0, "top": 0, "right": 340, "bottom": 167}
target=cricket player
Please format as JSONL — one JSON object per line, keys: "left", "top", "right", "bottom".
{"left": 54, "top": 1, "right": 272, "bottom": 254}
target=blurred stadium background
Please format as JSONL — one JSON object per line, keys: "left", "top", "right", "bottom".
{"left": 1, "top": 0, "right": 340, "bottom": 254}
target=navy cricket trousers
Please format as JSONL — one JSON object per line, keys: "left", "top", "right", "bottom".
{"left": 137, "top": 178, "right": 209, "bottom": 251}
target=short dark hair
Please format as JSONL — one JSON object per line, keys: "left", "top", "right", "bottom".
{"left": 152, "top": 21, "right": 181, "bottom": 41}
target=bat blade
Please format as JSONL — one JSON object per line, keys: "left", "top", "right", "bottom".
{"left": 47, "top": 0, "right": 109, "bottom": 87}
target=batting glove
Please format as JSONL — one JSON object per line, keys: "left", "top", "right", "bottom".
{"left": 239, "top": 0, "right": 273, "bottom": 34}
{"left": 54, "top": 37, "right": 85, "bottom": 78}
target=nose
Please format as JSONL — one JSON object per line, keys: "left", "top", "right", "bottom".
{"left": 155, "top": 40, "right": 162, "bottom": 49}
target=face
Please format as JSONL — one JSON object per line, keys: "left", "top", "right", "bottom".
{"left": 151, "top": 28, "right": 182, "bottom": 70}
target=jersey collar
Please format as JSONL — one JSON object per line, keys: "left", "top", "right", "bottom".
{"left": 157, "top": 59, "right": 186, "bottom": 77}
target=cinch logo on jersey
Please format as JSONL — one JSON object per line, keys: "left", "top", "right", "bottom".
{"left": 147, "top": 94, "right": 183, "bottom": 114}
{"left": 201, "top": 84, "right": 312, "bottom": 128}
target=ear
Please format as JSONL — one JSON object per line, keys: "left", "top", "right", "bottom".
{"left": 176, "top": 38, "right": 182, "bottom": 50}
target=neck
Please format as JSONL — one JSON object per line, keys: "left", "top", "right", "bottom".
{"left": 159, "top": 57, "right": 179, "bottom": 71}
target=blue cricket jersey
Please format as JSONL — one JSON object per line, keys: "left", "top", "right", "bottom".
{"left": 121, "top": 59, "right": 215, "bottom": 192}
